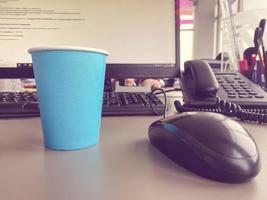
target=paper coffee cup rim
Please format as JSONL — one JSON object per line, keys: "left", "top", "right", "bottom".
{"left": 28, "top": 46, "right": 109, "bottom": 55}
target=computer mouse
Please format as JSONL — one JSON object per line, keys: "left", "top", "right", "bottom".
{"left": 148, "top": 112, "right": 261, "bottom": 183}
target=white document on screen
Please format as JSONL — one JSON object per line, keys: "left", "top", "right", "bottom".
{"left": 0, "top": 0, "right": 90, "bottom": 66}
{"left": 0, "top": 0, "right": 175, "bottom": 67}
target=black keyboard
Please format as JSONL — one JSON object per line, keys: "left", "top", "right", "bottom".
{"left": 0, "top": 91, "right": 165, "bottom": 118}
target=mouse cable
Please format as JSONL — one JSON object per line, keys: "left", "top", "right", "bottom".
{"left": 149, "top": 88, "right": 182, "bottom": 118}
{"left": 148, "top": 88, "right": 168, "bottom": 118}
{"left": 152, "top": 88, "right": 181, "bottom": 95}
{"left": 174, "top": 98, "right": 267, "bottom": 124}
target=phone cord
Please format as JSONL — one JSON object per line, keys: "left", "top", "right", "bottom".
{"left": 174, "top": 98, "right": 267, "bottom": 124}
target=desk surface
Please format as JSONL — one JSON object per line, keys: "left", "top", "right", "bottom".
{"left": 1, "top": 103, "right": 267, "bottom": 200}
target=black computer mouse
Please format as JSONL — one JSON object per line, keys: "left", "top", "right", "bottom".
{"left": 148, "top": 112, "right": 261, "bottom": 183}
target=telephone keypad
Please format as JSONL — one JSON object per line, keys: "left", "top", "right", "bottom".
{"left": 218, "top": 74, "right": 266, "bottom": 101}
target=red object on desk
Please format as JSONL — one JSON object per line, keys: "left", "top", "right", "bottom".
{"left": 239, "top": 59, "right": 248, "bottom": 74}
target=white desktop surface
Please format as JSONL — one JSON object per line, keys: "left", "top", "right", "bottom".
{"left": 0, "top": 101, "right": 267, "bottom": 200}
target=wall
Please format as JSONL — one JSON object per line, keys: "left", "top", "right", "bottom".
{"left": 193, "top": 0, "right": 217, "bottom": 59}
{"left": 235, "top": 0, "right": 267, "bottom": 54}
{"left": 243, "top": 0, "right": 267, "bottom": 10}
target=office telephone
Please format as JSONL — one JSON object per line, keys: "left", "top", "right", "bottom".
{"left": 174, "top": 59, "right": 267, "bottom": 123}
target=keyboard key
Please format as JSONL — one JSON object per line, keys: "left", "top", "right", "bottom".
{"left": 227, "top": 92, "right": 236, "bottom": 95}
{"left": 228, "top": 95, "right": 237, "bottom": 98}
{"left": 238, "top": 92, "right": 248, "bottom": 95}
{"left": 255, "top": 95, "right": 264, "bottom": 98}
{"left": 239, "top": 95, "right": 250, "bottom": 98}
{"left": 248, "top": 92, "right": 257, "bottom": 95}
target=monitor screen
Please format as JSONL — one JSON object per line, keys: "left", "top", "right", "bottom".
{"left": 0, "top": 0, "right": 180, "bottom": 79}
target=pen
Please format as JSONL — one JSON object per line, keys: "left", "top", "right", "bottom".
{"left": 253, "top": 26, "right": 266, "bottom": 86}
{"left": 259, "top": 19, "right": 267, "bottom": 89}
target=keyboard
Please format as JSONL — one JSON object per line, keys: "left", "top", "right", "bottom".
{"left": 0, "top": 91, "right": 165, "bottom": 118}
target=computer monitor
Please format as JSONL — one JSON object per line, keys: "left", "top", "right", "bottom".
{"left": 106, "top": 0, "right": 180, "bottom": 79}
{"left": 0, "top": 0, "right": 180, "bottom": 80}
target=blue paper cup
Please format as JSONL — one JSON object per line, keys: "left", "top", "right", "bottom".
{"left": 28, "top": 46, "right": 109, "bottom": 150}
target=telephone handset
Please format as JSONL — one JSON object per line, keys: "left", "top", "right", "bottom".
{"left": 175, "top": 59, "right": 267, "bottom": 123}
{"left": 182, "top": 59, "right": 219, "bottom": 99}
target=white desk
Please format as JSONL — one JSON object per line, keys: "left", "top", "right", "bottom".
{"left": 0, "top": 98, "right": 267, "bottom": 200}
